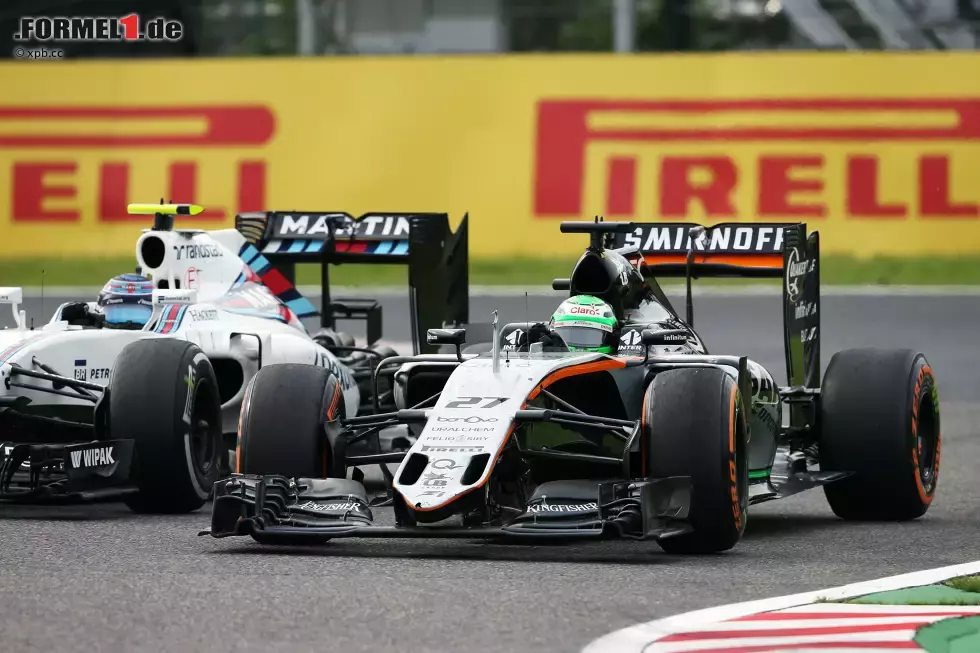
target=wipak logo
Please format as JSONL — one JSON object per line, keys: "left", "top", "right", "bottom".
{"left": 69, "top": 446, "right": 115, "bottom": 469}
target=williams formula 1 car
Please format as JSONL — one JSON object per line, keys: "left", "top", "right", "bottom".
{"left": 203, "top": 219, "right": 940, "bottom": 553}
{"left": 0, "top": 203, "right": 474, "bottom": 513}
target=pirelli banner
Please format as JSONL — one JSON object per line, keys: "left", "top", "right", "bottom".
{"left": 1, "top": 53, "right": 980, "bottom": 258}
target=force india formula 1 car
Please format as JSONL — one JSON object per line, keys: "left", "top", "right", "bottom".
{"left": 0, "top": 203, "right": 474, "bottom": 513}
{"left": 203, "top": 219, "right": 941, "bottom": 553}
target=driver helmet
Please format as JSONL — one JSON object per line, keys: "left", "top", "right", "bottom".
{"left": 549, "top": 295, "right": 619, "bottom": 353}
{"left": 97, "top": 274, "right": 154, "bottom": 330}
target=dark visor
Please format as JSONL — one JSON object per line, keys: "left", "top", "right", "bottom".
{"left": 554, "top": 325, "right": 607, "bottom": 348}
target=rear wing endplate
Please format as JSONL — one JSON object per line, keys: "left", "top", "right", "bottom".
{"left": 234, "top": 211, "right": 470, "bottom": 354}
{"left": 603, "top": 221, "right": 820, "bottom": 391}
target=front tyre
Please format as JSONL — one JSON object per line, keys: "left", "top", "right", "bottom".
{"left": 237, "top": 364, "right": 345, "bottom": 546}
{"left": 237, "top": 363, "right": 346, "bottom": 479}
{"left": 109, "top": 339, "right": 223, "bottom": 514}
{"left": 820, "top": 348, "right": 940, "bottom": 520}
{"left": 643, "top": 367, "right": 748, "bottom": 554}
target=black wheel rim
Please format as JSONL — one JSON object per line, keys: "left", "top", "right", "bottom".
{"left": 189, "top": 378, "right": 219, "bottom": 476}
{"left": 915, "top": 389, "right": 939, "bottom": 490}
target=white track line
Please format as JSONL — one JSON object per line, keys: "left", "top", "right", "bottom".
{"left": 21, "top": 285, "right": 980, "bottom": 299}
{"left": 582, "top": 560, "right": 980, "bottom": 653}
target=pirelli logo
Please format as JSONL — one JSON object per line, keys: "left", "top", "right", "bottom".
{"left": 0, "top": 105, "right": 275, "bottom": 222}
{"left": 534, "top": 98, "right": 980, "bottom": 220}
{"left": 0, "top": 106, "right": 273, "bottom": 147}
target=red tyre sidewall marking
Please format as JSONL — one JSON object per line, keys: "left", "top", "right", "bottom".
{"left": 911, "top": 364, "right": 939, "bottom": 505}
{"left": 728, "top": 384, "right": 743, "bottom": 532}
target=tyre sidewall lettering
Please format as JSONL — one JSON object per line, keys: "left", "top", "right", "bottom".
{"left": 179, "top": 350, "right": 216, "bottom": 500}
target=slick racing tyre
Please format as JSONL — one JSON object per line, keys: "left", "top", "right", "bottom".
{"left": 643, "top": 367, "right": 748, "bottom": 554}
{"left": 110, "top": 339, "right": 223, "bottom": 514}
{"left": 820, "top": 348, "right": 940, "bottom": 521}
{"left": 237, "top": 364, "right": 346, "bottom": 479}
{"left": 311, "top": 329, "right": 355, "bottom": 351}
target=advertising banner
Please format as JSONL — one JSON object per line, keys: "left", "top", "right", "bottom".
{"left": 1, "top": 53, "right": 979, "bottom": 258}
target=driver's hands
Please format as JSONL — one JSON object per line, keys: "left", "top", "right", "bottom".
{"left": 60, "top": 302, "right": 101, "bottom": 327}
{"left": 527, "top": 321, "right": 550, "bottom": 343}
{"left": 527, "top": 322, "right": 567, "bottom": 350}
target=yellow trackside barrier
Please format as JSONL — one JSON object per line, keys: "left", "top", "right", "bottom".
{"left": 1, "top": 52, "right": 979, "bottom": 258}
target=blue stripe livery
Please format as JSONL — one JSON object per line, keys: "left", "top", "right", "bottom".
{"left": 286, "top": 296, "right": 318, "bottom": 317}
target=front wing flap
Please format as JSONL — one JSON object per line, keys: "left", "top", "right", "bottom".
{"left": 0, "top": 439, "right": 135, "bottom": 503}
{"left": 201, "top": 474, "right": 693, "bottom": 543}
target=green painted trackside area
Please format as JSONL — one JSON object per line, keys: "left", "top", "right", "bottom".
{"left": 916, "top": 616, "right": 980, "bottom": 653}
{"left": 839, "top": 574, "right": 980, "bottom": 653}
{"left": 844, "top": 574, "right": 980, "bottom": 606}
{"left": 846, "top": 584, "right": 980, "bottom": 605}
{"left": 4, "top": 254, "right": 980, "bottom": 287}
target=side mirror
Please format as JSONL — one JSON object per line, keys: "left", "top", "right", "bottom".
{"left": 427, "top": 328, "right": 466, "bottom": 347}
{"left": 641, "top": 329, "right": 689, "bottom": 347}
{"left": 427, "top": 328, "right": 466, "bottom": 361}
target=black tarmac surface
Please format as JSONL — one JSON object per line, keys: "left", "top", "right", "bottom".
{"left": 1, "top": 291, "right": 977, "bottom": 653}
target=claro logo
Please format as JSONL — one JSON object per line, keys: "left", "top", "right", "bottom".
{"left": 534, "top": 98, "right": 980, "bottom": 220}
{"left": 1, "top": 105, "right": 275, "bottom": 222}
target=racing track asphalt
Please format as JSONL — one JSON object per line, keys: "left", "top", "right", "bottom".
{"left": 1, "top": 290, "right": 978, "bottom": 653}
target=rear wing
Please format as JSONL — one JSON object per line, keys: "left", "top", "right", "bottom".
{"left": 610, "top": 222, "right": 789, "bottom": 279}
{"left": 578, "top": 221, "right": 820, "bottom": 392}
{"left": 234, "top": 211, "right": 470, "bottom": 354}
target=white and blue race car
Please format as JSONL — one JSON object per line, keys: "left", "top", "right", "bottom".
{"left": 0, "top": 203, "right": 473, "bottom": 513}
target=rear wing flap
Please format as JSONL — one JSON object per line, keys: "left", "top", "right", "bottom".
{"left": 605, "top": 221, "right": 820, "bottom": 392}
{"left": 234, "top": 211, "right": 470, "bottom": 354}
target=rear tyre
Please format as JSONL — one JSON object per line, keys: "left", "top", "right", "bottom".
{"left": 237, "top": 363, "right": 345, "bottom": 479}
{"left": 820, "top": 348, "right": 940, "bottom": 521}
{"left": 643, "top": 367, "right": 748, "bottom": 554}
{"left": 369, "top": 344, "right": 399, "bottom": 411}
{"left": 109, "top": 339, "right": 223, "bottom": 514}
{"left": 370, "top": 344, "right": 399, "bottom": 361}
{"left": 311, "top": 329, "right": 355, "bottom": 351}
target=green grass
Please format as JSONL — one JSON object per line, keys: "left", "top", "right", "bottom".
{"left": 4, "top": 254, "right": 980, "bottom": 287}
{"left": 946, "top": 575, "right": 980, "bottom": 594}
